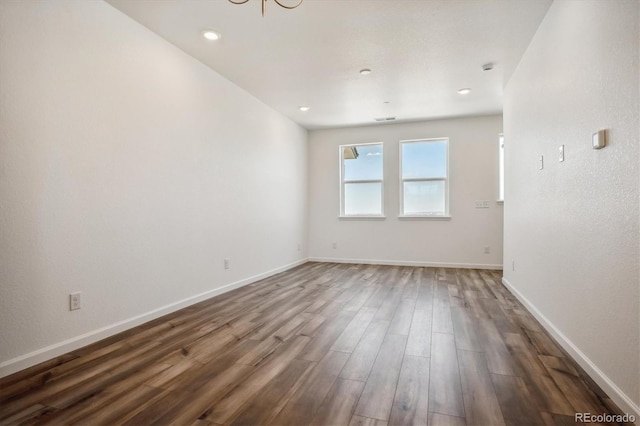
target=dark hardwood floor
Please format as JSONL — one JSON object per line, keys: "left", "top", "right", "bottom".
{"left": 0, "top": 262, "right": 630, "bottom": 425}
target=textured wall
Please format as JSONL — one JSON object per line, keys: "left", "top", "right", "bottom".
{"left": 503, "top": 0, "right": 639, "bottom": 413}
{"left": 0, "top": 0, "right": 308, "bottom": 373}
{"left": 308, "top": 115, "right": 504, "bottom": 268}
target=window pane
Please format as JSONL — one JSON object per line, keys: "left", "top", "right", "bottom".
{"left": 344, "top": 144, "right": 383, "bottom": 181}
{"left": 402, "top": 140, "right": 447, "bottom": 179}
{"left": 344, "top": 182, "right": 382, "bottom": 215}
{"left": 403, "top": 180, "right": 445, "bottom": 215}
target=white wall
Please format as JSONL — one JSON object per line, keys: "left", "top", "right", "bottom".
{"left": 503, "top": 0, "right": 639, "bottom": 416}
{"left": 308, "top": 115, "right": 503, "bottom": 268}
{"left": 0, "top": 0, "right": 308, "bottom": 376}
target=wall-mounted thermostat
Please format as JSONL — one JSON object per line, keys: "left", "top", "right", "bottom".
{"left": 592, "top": 129, "right": 607, "bottom": 149}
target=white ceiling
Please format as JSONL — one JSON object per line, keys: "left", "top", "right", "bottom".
{"left": 106, "top": 0, "right": 552, "bottom": 130}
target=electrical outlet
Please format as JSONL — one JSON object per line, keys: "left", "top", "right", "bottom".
{"left": 332, "top": 242, "right": 337, "bottom": 249}
{"left": 484, "top": 246, "right": 490, "bottom": 254}
{"left": 70, "top": 292, "right": 81, "bottom": 311}
{"left": 224, "top": 258, "right": 230, "bottom": 269}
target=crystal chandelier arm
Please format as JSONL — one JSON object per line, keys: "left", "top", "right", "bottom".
{"left": 272, "top": 0, "right": 303, "bottom": 9}
{"left": 227, "top": 0, "right": 302, "bottom": 15}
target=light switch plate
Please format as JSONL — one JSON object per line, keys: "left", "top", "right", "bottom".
{"left": 592, "top": 129, "right": 606, "bottom": 149}
{"left": 539, "top": 155, "right": 544, "bottom": 170}
{"left": 559, "top": 145, "right": 564, "bottom": 162}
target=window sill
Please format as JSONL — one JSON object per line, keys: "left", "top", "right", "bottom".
{"left": 496, "top": 200, "right": 504, "bottom": 205}
{"left": 397, "top": 215, "right": 451, "bottom": 221}
{"left": 339, "top": 216, "right": 387, "bottom": 221}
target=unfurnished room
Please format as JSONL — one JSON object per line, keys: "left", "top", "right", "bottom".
{"left": 0, "top": 0, "right": 638, "bottom": 425}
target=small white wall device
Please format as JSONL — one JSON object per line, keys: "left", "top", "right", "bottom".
{"left": 592, "top": 129, "right": 607, "bottom": 149}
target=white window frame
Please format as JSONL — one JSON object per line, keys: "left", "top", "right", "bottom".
{"left": 339, "top": 142, "right": 385, "bottom": 219}
{"left": 498, "top": 133, "right": 504, "bottom": 203}
{"left": 399, "top": 138, "right": 450, "bottom": 219}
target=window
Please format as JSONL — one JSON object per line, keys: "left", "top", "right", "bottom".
{"left": 400, "top": 138, "right": 449, "bottom": 216}
{"left": 498, "top": 134, "right": 504, "bottom": 202}
{"left": 340, "top": 143, "right": 383, "bottom": 217}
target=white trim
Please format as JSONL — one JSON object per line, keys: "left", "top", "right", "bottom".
{"left": 309, "top": 257, "right": 502, "bottom": 270}
{"left": 0, "top": 258, "right": 308, "bottom": 379}
{"left": 501, "top": 277, "right": 640, "bottom": 419}
{"left": 338, "top": 216, "right": 386, "bottom": 221}
{"left": 498, "top": 133, "right": 505, "bottom": 202}
{"left": 397, "top": 215, "right": 451, "bottom": 220}
{"left": 342, "top": 179, "right": 382, "bottom": 184}
{"left": 402, "top": 177, "right": 445, "bottom": 183}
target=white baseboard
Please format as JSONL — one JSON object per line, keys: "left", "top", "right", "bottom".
{"left": 501, "top": 277, "right": 640, "bottom": 420}
{"left": 309, "top": 256, "right": 503, "bottom": 270}
{"left": 0, "top": 258, "right": 308, "bottom": 379}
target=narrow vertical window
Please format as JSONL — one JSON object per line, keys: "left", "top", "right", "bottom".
{"left": 400, "top": 138, "right": 449, "bottom": 216}
{"left": 498, "top": 134, "right": 504, "bottom": 202}
{"left": 340, "top": 143, "right": 384, "bottom": 217}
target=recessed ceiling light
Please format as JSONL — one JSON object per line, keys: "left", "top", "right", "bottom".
{"left": 202, "top": 30, "right": 221, "bottom": 41}
{"left": 359, "top": 69, "right": 372, "bottom": 75}
{"left": 299, "top": 106, "right": 310, "bottom": 112}
{"left": 457, "top": 88, "right": 471, "bottom": 95}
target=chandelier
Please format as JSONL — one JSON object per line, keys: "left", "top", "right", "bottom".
{"left": 228, "top": 0, "right": 304, "bottom": 17}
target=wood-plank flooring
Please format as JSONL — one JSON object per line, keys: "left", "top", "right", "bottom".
{"left": 0, "top": 263, "right": 631, "bottom": 425}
